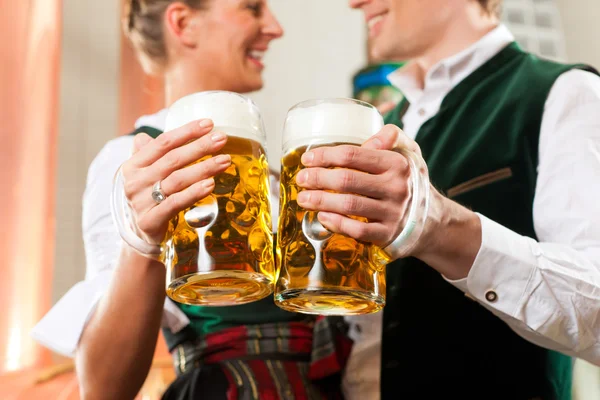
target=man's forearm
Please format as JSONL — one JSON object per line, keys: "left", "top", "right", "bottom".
{"left": 76, "top": 247, "right": 166, "bottom": 400}
{"left": 413, "top": 188, "right": 482, "bottom": 280}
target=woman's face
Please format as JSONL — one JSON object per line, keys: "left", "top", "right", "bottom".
{"left": 176, "top": 0, "right": 284, "bottom": 94}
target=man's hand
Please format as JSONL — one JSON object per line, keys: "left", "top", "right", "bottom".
{"left": 296, "top": 124, "right": 482, "bottom": 280}
{"left": 295, "top": 124, "right": 420, "bottom": 249}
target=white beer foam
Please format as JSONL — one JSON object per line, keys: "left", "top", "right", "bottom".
{"left": 282, "top": 101, "right": 383, "bottom": 152}
{"left": 165, "top": 91, "right": 266, "bottom": 142}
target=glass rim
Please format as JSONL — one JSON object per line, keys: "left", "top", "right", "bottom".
{"left": 166, "top": 90, "right": 267, "bottom": 141}
{"left": 286, "top": 97, "right": 379, "bottom": 113}
{"left": 168, "top": 90, "right": 263, "bottom": 116}
{"left": 281, "top": 97, "right": 383, "bottom": 152}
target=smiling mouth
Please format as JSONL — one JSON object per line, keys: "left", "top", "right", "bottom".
{"left": 368, "top": 14, "right": 385, "bottom": 28}
{"left": 367, "top": 13, "right": 387, "bottom": 35}
{"left": 247, "top": 50, "right": 265, "bottom": 68}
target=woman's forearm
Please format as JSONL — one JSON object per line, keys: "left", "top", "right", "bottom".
{"left": 76, "top": 246, "right": 167, "bottom": 400}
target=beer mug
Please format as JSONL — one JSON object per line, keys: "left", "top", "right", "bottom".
{"left": 111, "top": 91, "right": 276, "bottom": 306}
{"left": 274, "top": 98, "right": 429, "bottom": 316}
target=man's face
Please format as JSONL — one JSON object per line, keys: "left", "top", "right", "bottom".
{"left": 349, "top": 0, "right": 463, "bottom": 61}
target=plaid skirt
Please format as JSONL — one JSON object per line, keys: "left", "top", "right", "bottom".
{"left": 161, "top": 317, "right": 352, "bottom": 400}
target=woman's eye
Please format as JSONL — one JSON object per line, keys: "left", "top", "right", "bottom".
{"left": 246, "top": 1, "right": 262, "bottom": 16}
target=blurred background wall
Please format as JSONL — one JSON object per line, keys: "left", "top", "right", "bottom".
{"left": 52, "top": 0, "right": 122, "bottom": 308}
{"left": 2, "top": 0, "right": 598, "bottom": 397}
{"left": 557, "top": 0, "right": 600, "bottom": 68}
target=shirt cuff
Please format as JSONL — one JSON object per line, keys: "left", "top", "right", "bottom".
{"left": 31, "top": 272, "right": 190, "bottom": 358}
{"left": 444, "top": 213, "right": 538, "bottom": 317}
{"left": 30, "top": 271, "right": 113, "bottom": 357}
{"left": 162, "top": 297, "right": 190, "bottom": 333}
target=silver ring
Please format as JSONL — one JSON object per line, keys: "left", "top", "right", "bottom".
{"left": 151, "top": 180, "right": 167, "bottom": 204}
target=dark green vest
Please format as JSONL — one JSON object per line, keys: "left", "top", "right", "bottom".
{"left": 381, "top": 43, "right": 598, "bottom": 399}
{"left": 128, "top": 126, "right": 304, "bottom": 350}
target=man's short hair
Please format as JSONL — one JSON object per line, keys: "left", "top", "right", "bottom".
{"left": 477, "top": 0, "right": 502, "bottom": 17}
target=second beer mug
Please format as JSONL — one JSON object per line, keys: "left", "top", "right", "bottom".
{"left": 112, "top": 91, "right": 276, "bottom": 306}
{"left": 275, "top": 98, "right": 429, "bottom": 316}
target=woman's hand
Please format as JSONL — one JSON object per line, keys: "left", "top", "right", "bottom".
{"left": 121, "top": 119, "right": 231, "bottom": 246}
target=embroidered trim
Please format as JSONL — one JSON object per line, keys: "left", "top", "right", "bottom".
{"left": 447, "top": 167, "right": 513, "bottom": 198}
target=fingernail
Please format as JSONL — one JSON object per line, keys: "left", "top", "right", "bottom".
{"left": 301, "top": 152, "right": 314, "bottom": 165}
{"left": 297, "top": 191, "right": 310, "bottom": 204}
{"left": 370, "top": 138, "right": 383, "bottom": 148}
{"left": 199, "top": 119, "right": 213, "bottom": 128}
{"left": 211, "top": 132, "right": 226, "bottom": 142}
{"left": 214, "top": 154, "right": 231, "bottom": 165}
{"left": 296, "top": 170, "right": 307, "bottom": 185}
{"left": 318, "top": 212, "right": 330, "bottom": 222}
{"left": 202, "top": 178, "right": 215, "bottom": 189}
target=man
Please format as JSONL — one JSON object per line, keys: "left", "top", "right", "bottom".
{"left": 295, "top": 0, "right": 600, "bottom": 398}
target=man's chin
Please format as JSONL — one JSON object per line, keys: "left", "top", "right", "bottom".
{"left": 371, "top": 39, "right": 411, "bottom": 63}
{"left": 370, "top": 42, "right": 395, "bottom": 63}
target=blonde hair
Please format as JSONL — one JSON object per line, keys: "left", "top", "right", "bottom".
{"left": 123, "top": 0, "right": 208, "bottom": 74}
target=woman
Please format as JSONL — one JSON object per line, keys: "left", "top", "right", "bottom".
{"left": 32, "top": 1, "right": 350, "bottom": 399}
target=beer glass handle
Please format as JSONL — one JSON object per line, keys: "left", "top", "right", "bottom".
{"left": 383, "top": 148, "right": 430, "bottom": 260}
{"left": 110, "top": 166, "right": 163, "bottom": 259}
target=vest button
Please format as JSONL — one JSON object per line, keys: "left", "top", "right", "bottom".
{"left": 385, "top": 360, "right": 399, "bottom": 369}
{"left": 485, "top": 290, "right": 498, "bottom": 303}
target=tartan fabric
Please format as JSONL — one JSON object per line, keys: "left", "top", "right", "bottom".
{"left": 309, "top": 316, "right": 352, "bottom": 381}
{"left": 168, "top": 317, "right": 352, "bottom": 400}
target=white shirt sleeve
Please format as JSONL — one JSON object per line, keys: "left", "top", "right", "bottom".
{"left": 446, "top": 69, "right": 600, "bottom": 366}
{"left": 82, "top": 136, "right": 135, "bottom": 280}
{"left": 31, "top": 136, "right": 189, "bottom": 357}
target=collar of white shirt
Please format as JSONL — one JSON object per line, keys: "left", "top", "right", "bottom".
{"left": 387, "top": 24, "right": 515, "bottom": 106}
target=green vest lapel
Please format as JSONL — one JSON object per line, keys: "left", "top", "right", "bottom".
{"left": 129, "top": 125, "right": 163, "bottom": 139}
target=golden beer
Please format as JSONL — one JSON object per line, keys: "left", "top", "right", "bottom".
{"left": 164, "top": 135, "right": 275, "bottom": 305}
{"left": 276, "top": 143, "right": 388, "bottom": 315}
{"left": 111, "top": 91, "right": 277, "bottom": 306}
{"left": 274, "top": 98, "right": 390, "bottom": 316}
